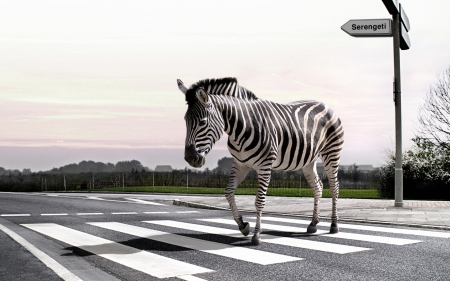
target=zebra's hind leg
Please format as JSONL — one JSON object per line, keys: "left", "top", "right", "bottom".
{"left": 323, "top": 155, "right": 341, "bottom": 234}
{"left": 251, "top": 168, "right": 271, "bottom": 246}
{"left": 302, "top": 160, "right": 323, "bottom": 234}
{"left": 225, "top": 162, "right": 250, "bottom": 236}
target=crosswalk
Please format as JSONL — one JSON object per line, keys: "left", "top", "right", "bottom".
{"left": 20, "top": 216, "right": 450, "bottom": 280}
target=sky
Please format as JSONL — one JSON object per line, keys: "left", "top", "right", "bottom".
{"left": 1, "top": 0, "right": 449, "bottom": 172}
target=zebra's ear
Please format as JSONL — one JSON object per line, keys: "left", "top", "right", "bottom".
{"left": 177, "top": 79, "right": 188, "bottom": 95}
{"left": 196, "top": 88, "right": 208, "bottom": 104}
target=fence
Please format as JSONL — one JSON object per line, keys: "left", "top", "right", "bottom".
{"left": 4, "top": 167, "right": 381, "bottom": 199}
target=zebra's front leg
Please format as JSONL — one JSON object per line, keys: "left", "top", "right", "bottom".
{"left": 225, "top": 162, "right": 250, "bottom": 236}
{"left": 251, "top": 169, "right": 271, "bottom": 246}
{"left": 324, "top": 161, "right": 340, "bottom": 234}
{"left": 303, "top": 161, "right": 323, "bottom": 234}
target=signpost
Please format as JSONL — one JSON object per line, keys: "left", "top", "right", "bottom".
{"left": 342, "top": 0, "right": 411, "bottom": 207}
{"left": 341, "top": 19, "right": 392, "bottom": 37}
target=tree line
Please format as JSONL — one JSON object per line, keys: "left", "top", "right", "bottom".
{"left": 0, "top": 157, "right": 379, "bottom": 193}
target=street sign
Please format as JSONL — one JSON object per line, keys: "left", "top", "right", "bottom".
{"left": 340, "top": 1, "right": 412, "bottom": 208}
{"left": 341, "top": 19, "right": 392, "bottom": 37}
{"left": 382, "top": 0, "right": 399, "bottom": 15}
{"left": 400, "top": 4, "right": 410, "bottom": 31}
{"left": 400, "top": 23, "right": 411, "bottom": 50}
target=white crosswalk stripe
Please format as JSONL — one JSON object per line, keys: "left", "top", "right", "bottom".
{"left": 202, "top": 218, "right": 422, "bottom": 245}
{"left": 89, "top": 222, "right": 301, "bottom": 265}
{"left": 20, "top": 216, "right": 443, "bottom": 280}
{"left": 21, "top": 223, "right": 213, "bottom": 279}
{"left": 257, "top": 216, "right": 450, "bottom": 239}
{"left": 148, "top": 220, "right": 370, "bottom": 254}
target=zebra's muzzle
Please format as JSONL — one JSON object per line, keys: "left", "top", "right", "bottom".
{"left": 184, "top": 144, "right": 205, "bottom": 168}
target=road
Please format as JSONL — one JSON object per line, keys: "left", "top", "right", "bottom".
{"left": 1, "top": 192, "right": 449, "bottom": 281}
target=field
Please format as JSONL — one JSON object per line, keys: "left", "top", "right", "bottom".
{"left": 96, "top": 186, "right": 381, "bottom": 199}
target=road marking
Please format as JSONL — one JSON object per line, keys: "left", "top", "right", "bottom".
{"left": 111, "top": 212, "right": 138, "bottom": 215}
{"left": 1, "top": 214, "right": 31, "bottom": 217}
{"left": 125, "top": 198, "right": 165, "bottom": 206}
{"left": 41, "top": 213, "right": 68, "bottom": 216}
{"left": 22, "top": 223, "right": 212, "bottom": 278}
{"left": 0, "top": 223, "right": 82, "bottom": 281}
{"left": 196, "top": 219, "right": 370, "bottom": 254}
{"left": 243, "top": 218, "right": 421, "bottom": 245}
{"left": 145, "top": 220, "right": 245, "bottom": 238}
{"left": 177, "top": 211, "right": 199, "bottom": 214}
{"left": 90, "top": 222, "right": 301, "bottom": 265}
{"left": 143, "top": 212, "right": 169, "bottom": 214}
{"left": 87, "top": 197, "right": 130, "bottom": 203}
{"left": 258, "top": 216, "right": 450, "bottom": 239}
{"left": 76, "top": 213, "right": 104, "bottom": 216}
{"left": 87, "top": 196, "right": 105, "bottom": 200}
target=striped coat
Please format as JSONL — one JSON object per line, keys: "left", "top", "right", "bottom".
{"left": 178, "top": 77, "right": 344, "bottom": 245}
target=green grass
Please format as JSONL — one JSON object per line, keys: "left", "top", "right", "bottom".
{"left": 94, "top": 186, "right": 381, "bottom": 199}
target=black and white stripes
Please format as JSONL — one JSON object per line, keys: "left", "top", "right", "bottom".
{"left": 178, "top": 77, "right": 344, "bottom": 245}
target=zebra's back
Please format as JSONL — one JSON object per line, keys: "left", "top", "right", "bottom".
{"left": 227, "top": 99, "right": 343, "bottom": 171}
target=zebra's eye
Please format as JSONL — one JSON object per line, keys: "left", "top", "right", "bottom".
{"left": 199, "top": 118, "right": 207, "bottom": 126}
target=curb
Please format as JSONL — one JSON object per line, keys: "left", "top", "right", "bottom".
{"left": 173, "top": 200, "right": 450, "bottom": 231}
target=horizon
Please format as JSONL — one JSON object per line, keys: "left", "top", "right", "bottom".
{"left": 0, "top": 153, "right": 378, "bottom": 173}
{"left": 1, "top": 0, "right": 449, "bottom": 172}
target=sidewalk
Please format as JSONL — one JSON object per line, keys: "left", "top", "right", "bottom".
{"left": 174, "top": 195, "right": 450, "bottom": 230}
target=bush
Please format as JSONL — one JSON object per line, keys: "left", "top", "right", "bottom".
{"left": 378, "top": 138, "right": 450, "bottom": 199}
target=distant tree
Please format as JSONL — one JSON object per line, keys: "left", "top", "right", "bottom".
{"left": 214, "top": 157, "right": 233, "bottom": 175}
{"left": 115, "top": 160, "right": 144, "bottom": 172}
{"left": 417, "top": 67, "right": 450, "bottom": 150}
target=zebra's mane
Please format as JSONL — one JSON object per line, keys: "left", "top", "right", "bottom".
{"left": 185, "top": 77, "right": 258, "bottom": 105}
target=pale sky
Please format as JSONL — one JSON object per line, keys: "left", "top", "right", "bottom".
{"left": 1, "top": 0, "right": 449, "bottom": 172}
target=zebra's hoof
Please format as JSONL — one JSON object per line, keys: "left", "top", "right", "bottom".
{"left": 307, "top": 223, "right": 317, "bottom": 234}
{"left": 330, "top": 223, "right": 339, "bottom": 234}
{"left": 239, "top": 222, "right": 250, "bottom": 236}
{"left": 251, "top": 234, "right": 261, "bottom": 246}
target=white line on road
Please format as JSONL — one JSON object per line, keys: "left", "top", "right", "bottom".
{"left": 243, "top": 218, "right": 421, "bottom": 245}
{"left": 22, "top": 223, "right": 212, "bottom": 278}
{"left": 257, "top": 216, "right": 450, "bottom": 239}
{"left": 111, "top": 212, "right": 138, "bottom": 215}
{"left": 91, "top": 222, "right": 301, "bottom": 265}
{"left": 143, "top": 212, "right": 169, "bottom": 214}
{"left": 193, "top": 219, "right": 370, "bottom": 254}
{"left": 0, "top": 223, "right": 82, "bottom": 281}
{"left": 125, "top": 198, "right": 165, "bottom": 206}
{"left": 41, "top": 214, "right": 68, "bottom": 216}
{"left": 1, "top": 214, "right": 31, "bottom": 217}
{"left": 76, "top": 213, "right": 104, "bottom": 216}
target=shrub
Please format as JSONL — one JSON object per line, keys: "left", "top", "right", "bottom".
{"left": 378, "top": 138, "right": 450, "bottom": 199}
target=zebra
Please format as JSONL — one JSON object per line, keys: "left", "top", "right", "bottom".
{"left": 177, "top": 77, "right": 344, "bottom": 245}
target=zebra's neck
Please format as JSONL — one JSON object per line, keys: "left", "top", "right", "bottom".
{"left": 210, "top": 95, "right": 252, "bottom": 144}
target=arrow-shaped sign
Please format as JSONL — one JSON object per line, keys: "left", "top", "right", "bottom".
{"left": 341, "top": 19, "right": 392, "bottom": 37}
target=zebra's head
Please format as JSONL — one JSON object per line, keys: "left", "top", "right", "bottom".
{"left": 178, "top": 79, "right": 223, "bottom": 168}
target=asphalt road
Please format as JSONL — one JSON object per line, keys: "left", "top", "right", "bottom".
{"left": 1, "top": 192, "right": 449, "bottom": 281}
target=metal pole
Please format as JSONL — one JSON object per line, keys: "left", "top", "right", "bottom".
{"left": 64, "top": 174, "right": 66, "bottom": 192}
{"left": 393, "top": 12, "right": 403, "bottom": 207}
{"left": 187, "top": 170, "right": 189, "bottom": 193}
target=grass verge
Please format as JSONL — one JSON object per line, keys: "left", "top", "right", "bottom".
{"left": 94, "top": 186, "right": 381, "bottom": 199}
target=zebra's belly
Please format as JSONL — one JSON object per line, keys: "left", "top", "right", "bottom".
{"left": 272, "top": 147, "right": 320, "bottom": 171}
